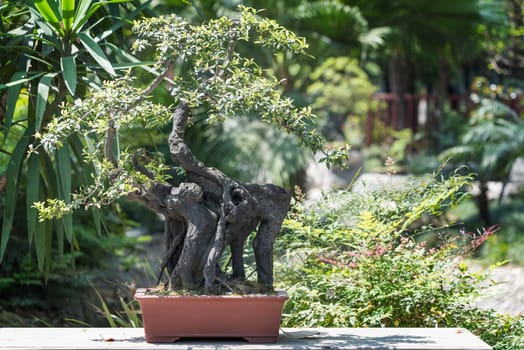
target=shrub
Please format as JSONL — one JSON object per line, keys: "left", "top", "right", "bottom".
{"left": 275, "top": 170, "right": 524, "bottom": 349}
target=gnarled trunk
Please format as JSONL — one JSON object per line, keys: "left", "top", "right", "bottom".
{"left": 129, "top": 103, "right": 291, "bottom": 293}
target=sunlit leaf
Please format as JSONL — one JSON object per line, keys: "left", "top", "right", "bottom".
{"left": 72, "top": 0, "right": 94, "bottom": 31}
{"left": 34, "top": 0, "right": 61, "bottom": 24}
{"left": 0, "top": 72, "right": 46, "bottom": 90}
{"left": 33, "top": 0, "right": 63, "bottom": 34}
{"left": 61, "top": 0, "right": 75, "bottom": 31}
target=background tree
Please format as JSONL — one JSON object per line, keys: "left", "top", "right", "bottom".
{"left": 440, "top": 97, "right": 524, "bottom": 226}
{"left": 482, "top": 0, "right": 524, "bottom": 80}
{"left": 349, "top": 0, "right": 506, "bottom": 128}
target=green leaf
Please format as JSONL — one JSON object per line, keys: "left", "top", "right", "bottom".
{"left": 72, "top": 0, "right": 93, "bottom": 31}
{"left": 4, "top": 72, "right": 25, "bottom": 130}
{"left": 36, "top": 73, "right": 56, "bottom": 131}
{"left": 27, "top": 7, "right": 62, "bottom": 38}
{"left": 0, "top": 72, "right": 46, "bottom": 90}
{"left": 56, "top": 219, "right": 65, "bottom": 257}
{"left": 37, "top": 153, "right": 60, "bottom": 271}
{"left": 0, "top": 129, "right": 31, "bottom": 262}
{"left": 44, "top": 219, "right": 53, "bottom": 279}
{"left": 56, "top": 146, "right": 71, "bottom": 201}
{"left": 22, "top": 54, "right": 55, "bottom": 70}
{"left": 34, "top": 217, "right": 47, "bottom": 271}
{"left": 60, "top": 56, "right": 77, "bottom": 95}
{"left": 56, "top": 145, "right": 73, "bottom": 242}
{"left": 26, "top": 153, "right": 41, "bottom": 246}
{"left": 62, "top": 213, "right": 73, "bottom": 242}
{"left": 33, "top": 0, "right": 62, "bottom": 33}
{"left": 92, "top": 207, "right": 103, "bottom": 236}
{"left": 78, "top": 32, "right": 116, "bottom": 76}
{"left": 98, "top": 0, "right": 151, "bottom": 41}
{"left": 34, "top": 0, "right": 61, "bottom": 23}
{"left": 111, "top": 60, "right": 157, "bottom": 70}
{"left": 94, "top": 287, "right": 117, "bottom": 328}
{"left": 69, "top": 134, "right": 105, "bottom": 236}
{"left": 73, "top": 0, "right": 132, "bottom": 32}
{"left": 61, "top": 0, "right": 75, "bottom": 31}
{"left": 105, "top": 42, "right": 157, "bottom": 71}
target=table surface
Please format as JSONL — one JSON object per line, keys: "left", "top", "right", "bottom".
{"left": 0, "top": 327, "right": 492, "bottom": 350}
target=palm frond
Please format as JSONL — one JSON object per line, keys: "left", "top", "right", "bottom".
{"left": 439, "top": 145, "right": 477, "bottom": 164}
{"left": 471, "top": 99, "right": 519, "bottom": 123}
{"left": 293, "top": 0, "right": 367, "bottom": 43}
{"left": 358, "top": 26, "right": 391, "bottom": 49}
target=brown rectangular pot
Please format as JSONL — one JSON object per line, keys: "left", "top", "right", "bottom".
{"left": 134, "top": 288, "right": 288, "bottom": 343}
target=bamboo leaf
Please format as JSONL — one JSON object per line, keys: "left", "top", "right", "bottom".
{"left": 26, "top": 153, "right": 41, "bottom": 246}
{"left": 60, "top": 56, "right": 77, "bottom": 96}
{"left": 78, "top": 32, "right": 116, "bottom": 76}
{"left": 36, "top": 73, "right": 56, "bottom": 131}
{"left": 0, "top": 129, "right": 31, "bottom": 262}
{"left": 61, "top": 0, "right": 75, "bottom": 31}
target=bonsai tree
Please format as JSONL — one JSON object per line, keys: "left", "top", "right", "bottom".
{"left": 34, "top": 6, "right": 348, "bottom": 294}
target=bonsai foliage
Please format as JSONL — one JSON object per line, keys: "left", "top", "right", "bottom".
{"left": 35, "top": 6, "right": 348, "bottom": 293}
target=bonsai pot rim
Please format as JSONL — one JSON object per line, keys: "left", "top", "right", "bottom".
{"left": 135, "top": 288, "right": 288, "bottom": 299}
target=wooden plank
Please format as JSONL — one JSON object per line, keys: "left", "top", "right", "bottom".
{"left": 0, "top": 327, "right": 492, "bottom": 350}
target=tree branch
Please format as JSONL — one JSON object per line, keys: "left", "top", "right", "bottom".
{"left": 142, "top": 61, "right": 176, "bottom": 97}
{"left": 169, "top": 102, "right": 228, "bottom": 186}
{"left": 104, "top": 119, "right": 118, "bottom": 168}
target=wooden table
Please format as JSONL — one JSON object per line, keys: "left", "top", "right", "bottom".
{"left": 0, "top": 327, "right": 492, "bottom": 349}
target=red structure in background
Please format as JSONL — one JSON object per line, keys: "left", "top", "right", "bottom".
{"left": 365, "top": 93, "right": 522, "bottom": 150}
{"left": 366, "top": 93, "right": 469, "bottom": 148}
